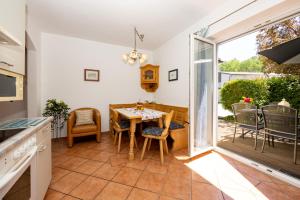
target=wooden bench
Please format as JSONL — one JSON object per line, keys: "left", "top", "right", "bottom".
{"left": 109, "top": 103, "right": 189, "bottom": 151}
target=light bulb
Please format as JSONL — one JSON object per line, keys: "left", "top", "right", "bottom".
{"left": 141, "top": 54, "right": 147, "bottom": 60}
{"left": 140, "top": 57, "right": 145, "bottom": 64}
{"left": 122, "top": 54, "right": 128, "bottom": 62}
{"left": 128, "top": 58, "right": 135, "bottom": 65}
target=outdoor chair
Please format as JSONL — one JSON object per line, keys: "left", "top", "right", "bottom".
{"left": 232, "top": 103, "right": 264, "bottom": 149}
{"left": 261, "top": 105, "right": 299, "bottom": 164}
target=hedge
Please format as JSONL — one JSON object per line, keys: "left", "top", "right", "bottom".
{"left": 220, "top": 76, "right": 300, "bottom": 111}
{"left": 267, "top": 76, "right": 300, "bottom": 110}
{"left": 220, "top": 79, "right": 268, "bottom": 111}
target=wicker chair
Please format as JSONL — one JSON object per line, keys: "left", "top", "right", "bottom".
{"left": 111, "top": 109, "right": 138, "bottom": 153}
{"left": 232, "top": 103, "right": 263, "bottom": 149}
{"left": 140, "top": 110, "right": 174, "bottom": 164}
{"left": 261, "top": 105, "right": 299, "bottom": 164}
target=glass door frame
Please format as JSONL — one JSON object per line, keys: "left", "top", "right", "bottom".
{"left": 189, "top": 34, "right": 218, "bottom": 156}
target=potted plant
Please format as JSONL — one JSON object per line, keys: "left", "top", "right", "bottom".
{"left": 43, "top": 99, "right": 70, "bottom": 138}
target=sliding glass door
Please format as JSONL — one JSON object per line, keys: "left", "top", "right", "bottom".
{"left": 189, "top": 35, "right": 216, "bottom": 156}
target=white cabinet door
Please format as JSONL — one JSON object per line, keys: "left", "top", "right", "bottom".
{"left": 0, "top": 0, "right": 26, "bottom": 75}
{"left": 36, "top": 126, "right": 52, "bottom": 200}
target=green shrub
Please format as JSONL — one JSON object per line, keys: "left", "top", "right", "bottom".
{"left": 220, "top": 76, "right": 300, "bottom": 111}
{"left": 220, "top": 79, "right": 269, "bottom": 111}
{"left": 266, "top": 76, "right": 300, "bottom": 110}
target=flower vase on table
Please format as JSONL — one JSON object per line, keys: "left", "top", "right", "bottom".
{"left": 241, "top": 96, "right": 253, "bottom": 109}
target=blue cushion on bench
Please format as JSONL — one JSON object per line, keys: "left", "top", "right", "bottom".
{"left": 169, "top": 121, "right": 184, "bottom": 130}
{"left": 143, "top": 127, "right": 164, "bottom": 136}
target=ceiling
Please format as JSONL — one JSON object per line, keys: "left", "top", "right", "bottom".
{"left": 27, "top": 0, "right": 225, "bottom": 50}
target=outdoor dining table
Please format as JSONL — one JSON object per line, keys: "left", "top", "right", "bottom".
{"left": 115, "top": 108, "right": 166, "bottom": 160}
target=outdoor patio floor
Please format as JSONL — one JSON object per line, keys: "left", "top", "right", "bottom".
{"left": 45, "top": 132, "right": 300, "bottom": 200}
{"left": 218, "top": 119, "right": 300, "bottom": 179}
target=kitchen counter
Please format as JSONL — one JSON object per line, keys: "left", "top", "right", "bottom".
{"left": 0, "top": 117, "right": 52, "bottom": 157}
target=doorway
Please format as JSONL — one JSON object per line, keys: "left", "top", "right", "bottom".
{"left": 189, "top": 35, "right": 216, "bottom": 156}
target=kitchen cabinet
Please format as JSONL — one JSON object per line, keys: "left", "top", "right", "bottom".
{"left": 140, "top": 64, "right": 159, "bottom": 92}
{"left": 0, "top": 0, "right": 26, "bottom": 75}
{"left": 36, "top": 123, "right": 52, "bottom": 200}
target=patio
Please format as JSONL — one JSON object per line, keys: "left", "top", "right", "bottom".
{"left": 218, "top": 119, "right": 300, "bottom": 178}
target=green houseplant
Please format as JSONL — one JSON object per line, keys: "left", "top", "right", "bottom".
{"left": 43, "top": 99, "right": 70, "bottom": 138}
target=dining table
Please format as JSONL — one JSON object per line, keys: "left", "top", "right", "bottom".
{"left": 115, "top": 107, "right": 166, "bottom": 160}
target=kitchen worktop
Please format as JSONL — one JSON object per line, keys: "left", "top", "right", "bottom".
{"left": 0, "top": 117, "right": 52, "bottom": 157}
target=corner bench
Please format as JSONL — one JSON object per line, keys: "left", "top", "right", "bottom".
{"left": 109, "top": 103, "right": 189, "bottom": 151}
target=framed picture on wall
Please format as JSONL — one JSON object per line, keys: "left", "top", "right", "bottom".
{"left": 168, "top": 69, "right": 178, "bottom": 81}
{"left": 84, "top": 69, "right": 100, "bottom": 82}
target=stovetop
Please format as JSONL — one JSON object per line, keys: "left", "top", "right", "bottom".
{"left": 0, "top": 118, "right": 46, "bottom": 143}
{"left": 0, "top": 128, "right": 25, "bottom": 143}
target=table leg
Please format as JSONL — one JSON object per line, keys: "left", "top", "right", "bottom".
{"left": 129, "top": 119, "right": 136, "bottom": 160}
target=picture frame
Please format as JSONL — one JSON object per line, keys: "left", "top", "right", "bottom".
{"left": 84, "top": 69, "right": 100, "bottom": 82}
{"left": 168, "top": 69, "right": 178, "bottom": 81}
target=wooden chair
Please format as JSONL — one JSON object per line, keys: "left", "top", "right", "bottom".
{"left": 111, "top": 109, "right": 138, "bottom": 153}
{"left": 140, "top": 110, "right": 174, "bottom": 164}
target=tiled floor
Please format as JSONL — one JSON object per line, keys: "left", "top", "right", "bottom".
{"left": 46, "top": 133, "right": 300, "bottom": 200}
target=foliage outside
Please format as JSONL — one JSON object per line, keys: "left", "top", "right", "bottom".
{"left": 220, "top": 76, "right": 300, "bottom": 111}
{"left": 219, "top": 56, "right": 263, "bottom": 72}
{"left": 42, "top": 99, "right": 70, "bottom": 120}
{"left": 267, "top": 76, "right": 300, "bottom": 110}
{"left": 256, "top": 16, "right": 300, "bottom": 75}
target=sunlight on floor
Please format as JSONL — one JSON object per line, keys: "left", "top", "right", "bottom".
{"left": 186, "top": 152, "right": 269, "bottom": 200}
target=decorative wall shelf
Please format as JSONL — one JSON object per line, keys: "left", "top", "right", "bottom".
{"left": 140, "top": 64, "right": 159, "bottom": 92}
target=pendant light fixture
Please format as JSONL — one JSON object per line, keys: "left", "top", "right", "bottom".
{"left": 122, "top": 27, "right": 147, "bottom": 65}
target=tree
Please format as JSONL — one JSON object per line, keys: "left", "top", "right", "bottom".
{"left": 256, "top": 16, "right": 300, "bottom": 75}
{"left": 219, "top": 56, "right": 263, "bottom": 72}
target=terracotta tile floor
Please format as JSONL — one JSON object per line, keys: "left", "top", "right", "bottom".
{"left": 45, "top": 133, "right": 300, "bottom": 200}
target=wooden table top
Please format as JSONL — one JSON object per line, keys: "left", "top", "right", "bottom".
{"left": 115, "top": 108, "right": 166, "bottom": 120}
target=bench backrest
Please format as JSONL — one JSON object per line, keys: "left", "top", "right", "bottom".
{"left": 109, "top": 103, "right": 188, "bottom": 125}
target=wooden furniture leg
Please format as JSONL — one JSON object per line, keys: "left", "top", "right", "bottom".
{"left": 129, "top": 119, "right": 136, "bottom": 160}
{"left": 141, "top": 138, "right": 148, "bottom": 160}
{"left": 114, "top": 131, "right": 118, "bottom": 145}
{"left": 159, "top": 140, "right": 164, "bottom": 164}
{"left": 68, "top": 135, "right": 73, "bottom": 147}
{"left": 148, "top": 138, "right": 152, "bottom": 151}
{"left": 96, "top": 132, "right": 101, "bottom": 142}
{"left": 118, "top": 132, "right": 122, "bottom": 153}
{"left": 164, "top": 139, "right": 169, "bottom": 154}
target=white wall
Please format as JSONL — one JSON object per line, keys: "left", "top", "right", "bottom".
{"left": 27, "top": 14, "right": 42, "bottom": 118}
{"left": 40, "top": 33, "right": 154, "bottom": 134}
{"left": 153, "top": 0, "right": 298, "bottom": 107}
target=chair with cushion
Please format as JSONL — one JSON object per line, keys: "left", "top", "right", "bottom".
{"left": 67, "top": 108, "right": 101, "bottom": 147}
{"left": 140, "top": 110, "right": 174, "bottom": 164}
{"left": 111, "top": 109, "right": 138, "bottom": 153}
{"left": 261, "top": 105, "right": 299, "bottom": 164}
{"left": 232, "top": 103, "right": 263, "bottom": 149}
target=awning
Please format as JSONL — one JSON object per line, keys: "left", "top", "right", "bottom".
{"left": 258, "top": 37, "right": 300, "bottom": 64}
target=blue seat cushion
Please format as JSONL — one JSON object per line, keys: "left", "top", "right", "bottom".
{"left": 169, "top": 121, "right": 184, "bottom": 130}
{"left": 119, "top": 120, "right": 130, "bottom": 129}
{"left": 143, "top": 127, "right": 164, "bottom": 136}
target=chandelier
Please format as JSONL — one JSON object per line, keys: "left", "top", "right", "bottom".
{"left": 122, "top": 27, "right": 147, "bottom": 65}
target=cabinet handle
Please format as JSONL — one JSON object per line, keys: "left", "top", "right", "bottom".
{"left": 38, "top": 144, "right": 47, "bottom": 152}
{"left": 0, "top": 61, "right": 13, "bottom": 67}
